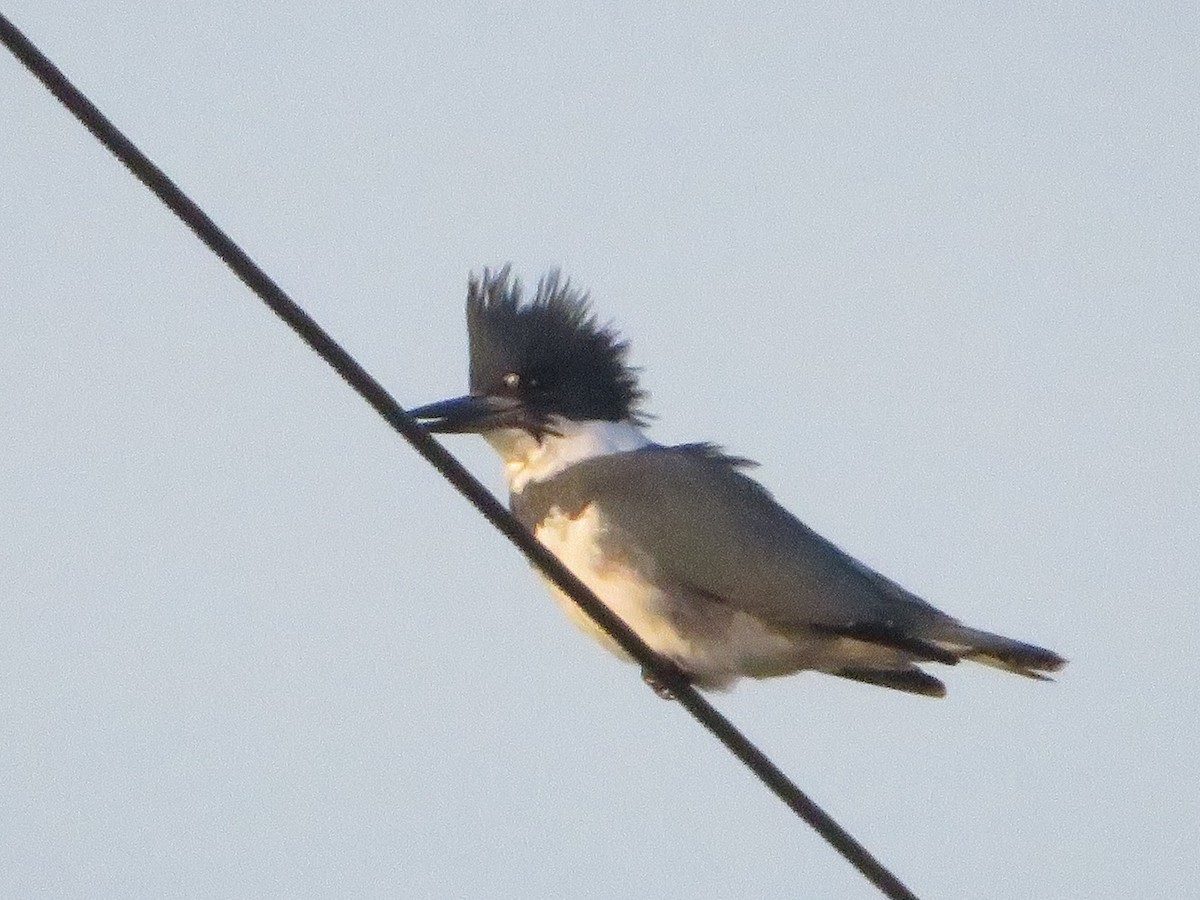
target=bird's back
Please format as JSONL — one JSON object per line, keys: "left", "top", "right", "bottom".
{"left": 513, "top": 443, "right": 949, "bottom": 635}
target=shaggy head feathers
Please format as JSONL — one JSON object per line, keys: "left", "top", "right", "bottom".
{"left": 465, "top": 267, "right": 646, "bottom": 425}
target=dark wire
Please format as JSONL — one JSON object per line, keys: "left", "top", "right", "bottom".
{"left": 1, "top": 13, "right": 921, "bottom": 900}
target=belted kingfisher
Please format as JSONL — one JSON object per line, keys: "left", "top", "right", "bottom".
{"left": 411, "top": 268, "right": 1065, "bottom": 696}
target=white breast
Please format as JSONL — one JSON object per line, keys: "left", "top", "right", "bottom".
{"left": 533, "top": 504, "right": 682, "bottom": 662}
{"left": 504, "top": 421, "right": 819, "bottom": 689}
{"left": 533, "top": 503, "right": 811, "bottom": 689}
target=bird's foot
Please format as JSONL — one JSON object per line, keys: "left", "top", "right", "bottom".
{"left": 641, "top": 661, "right": 692, "bottom": 700}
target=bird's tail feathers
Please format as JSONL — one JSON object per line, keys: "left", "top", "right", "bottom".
{"left": 835, "top": 666, "right": 947, "bottom": 697}
{"left": 933, "top": 625, "right": 1066, "bottom": 680}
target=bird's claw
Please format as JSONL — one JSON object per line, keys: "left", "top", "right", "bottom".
{"left": 641, "top": 662, "right": 691, "bottom": 700}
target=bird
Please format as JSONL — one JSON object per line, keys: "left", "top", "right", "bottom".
{"left": 410, "top": 268, "right": 1065, "bottom": 696}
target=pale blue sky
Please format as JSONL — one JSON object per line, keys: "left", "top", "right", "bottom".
{"left": 2, "top": 3, "right": 1197, "bottom": 898}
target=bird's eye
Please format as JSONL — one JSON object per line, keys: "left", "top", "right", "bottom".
{"left": 502, "top": 372, "right": 520, "bottom": 390}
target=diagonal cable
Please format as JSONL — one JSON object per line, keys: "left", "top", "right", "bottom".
{"left": 0, "top": 12, "right": 920, "bottom": 900}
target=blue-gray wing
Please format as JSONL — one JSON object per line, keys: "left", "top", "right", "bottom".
{"left": 512, "top": 444, "right": 954, "bottom": 636}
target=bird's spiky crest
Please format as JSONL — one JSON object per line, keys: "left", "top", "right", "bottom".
{"left": 465, "top": 267, "right": 647, "bottom": 424}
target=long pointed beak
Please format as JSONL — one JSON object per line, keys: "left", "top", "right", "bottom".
{"left": 408, "top": 394, "right": 522, "bottom": 434}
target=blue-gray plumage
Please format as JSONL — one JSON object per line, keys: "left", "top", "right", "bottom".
{"left": 412, "top": 268, "right": 1065, "bottom": 696}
